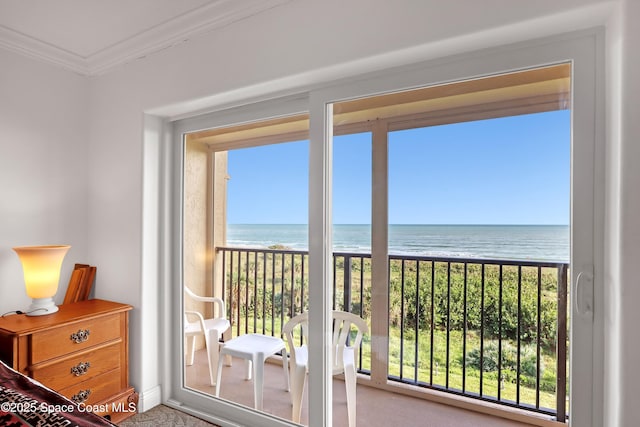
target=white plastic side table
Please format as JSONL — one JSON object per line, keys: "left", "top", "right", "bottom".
{"left": 215, "top": 333, "right": 289, "bottom": 410}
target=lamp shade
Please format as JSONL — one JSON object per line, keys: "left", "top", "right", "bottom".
{"left": 13, "top": 245, "right": 70, "bottom": 315}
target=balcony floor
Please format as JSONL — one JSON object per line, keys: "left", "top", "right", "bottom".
{"left": 185, "top": 349, "right": 538, "bottom": 427}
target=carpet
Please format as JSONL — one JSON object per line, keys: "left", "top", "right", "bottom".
{"left": 118, "top": 405, "right": 219, "bottom": 427}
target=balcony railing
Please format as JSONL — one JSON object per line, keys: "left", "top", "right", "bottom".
{"left": 216, "top": 246, "right": 568, "bottom": 422}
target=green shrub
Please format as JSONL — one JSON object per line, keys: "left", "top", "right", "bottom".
{"left": 465, "top": 341, "right": 544, "bottom": 381}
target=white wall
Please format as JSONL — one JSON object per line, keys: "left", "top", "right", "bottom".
{"left": 0, "top": 48, "right": 89, "bottom": 312}
{"left": 605, "top": 0, "right": 640, "bottom": 425}
{"left": 3, "top": 0, "right": 638, "bottom": 424}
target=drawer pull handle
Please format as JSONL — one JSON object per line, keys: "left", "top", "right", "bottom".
{"left": 71, "top": 389, "right": 91, "bottom": 404}
{"left": 70, "top": 329, "right": 90, "bottom": 343}
{"left": 70, "top": 361, "right": 91, "bottom": 376}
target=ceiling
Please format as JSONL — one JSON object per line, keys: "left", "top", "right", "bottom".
{"left": 0, "top": 0, "right": 289, "bottom": 76}
{"left": 187, "top": 64, "right": 570, "bottom": 150}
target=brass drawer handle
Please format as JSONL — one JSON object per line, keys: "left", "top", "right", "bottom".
{"left": 70, "top": 329, "right": 90, "bottom": 343}
{"left": 70, "top": 361, "right": 91, "bottom": 376}
{"left": 71, "top": 389, "right": 91, "bottom": 404}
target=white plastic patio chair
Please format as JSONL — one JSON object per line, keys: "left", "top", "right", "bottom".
{"left": 283, "top": 310, "right": 368, "bottom": 427}
{"left": 184, "top": 286, "right": 230, "bottom": 386}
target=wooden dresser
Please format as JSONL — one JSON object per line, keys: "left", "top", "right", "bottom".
{"left": 0, "top": 299, "right": 138, "bottom": 423}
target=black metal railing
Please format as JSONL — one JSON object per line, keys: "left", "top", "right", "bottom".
{"left": 216, "top": 246, "right": 568, "bottom": 421}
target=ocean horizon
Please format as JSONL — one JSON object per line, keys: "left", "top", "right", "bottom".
{"left": 226, "top": 224, "right": 569, "bottom": 263}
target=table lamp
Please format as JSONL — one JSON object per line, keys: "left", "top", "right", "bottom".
{"left": 12, "top": 245, "right": 71, "bottom": 316}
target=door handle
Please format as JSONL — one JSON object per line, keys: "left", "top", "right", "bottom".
{"left": 575, "top": 270, "right": 593, "bottom": 317}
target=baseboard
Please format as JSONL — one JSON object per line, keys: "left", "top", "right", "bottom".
{"left": 137, "top": 385, "right": 162, "bottom": 412}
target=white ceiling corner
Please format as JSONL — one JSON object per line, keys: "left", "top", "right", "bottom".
{"left": 0, "top": 0, "right": 291, "bottom": 76}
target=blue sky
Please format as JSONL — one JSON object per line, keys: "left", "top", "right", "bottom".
{"left": 226, "top": 110, "right": 570, "bottom": 225}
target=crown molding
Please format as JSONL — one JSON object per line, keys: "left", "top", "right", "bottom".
{"left": 0, "top": 0, "right": 290, "bottom": 77}
{"left": 0, "top": 24, "right": 89, "bottom": 75}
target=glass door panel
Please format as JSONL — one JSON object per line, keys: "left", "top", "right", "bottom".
{"left": 327, "top": 63, "right": 572, "bottom": 424}
{"left": 182, "top": 115, "right": 309, "bottom": 422}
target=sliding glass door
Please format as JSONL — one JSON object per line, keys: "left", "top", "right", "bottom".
{"left": 167, "top": 33, "right": 600, "bottom": 427}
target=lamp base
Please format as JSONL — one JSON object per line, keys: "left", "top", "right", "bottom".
{"left": 26, "top": 298, "right": 59, "bottom": 316}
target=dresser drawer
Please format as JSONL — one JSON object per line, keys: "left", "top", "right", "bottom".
{"left": 58, "top": 369, "right": 122, "bottom": 406}
{"left": 92, "top": 387, "right": 138, "bottom": 424}
{"left": 30, "top": 313, "right": 122, "bottom": 363}
{"left": 31, "top": 342, "right": 122, "bottom": 390}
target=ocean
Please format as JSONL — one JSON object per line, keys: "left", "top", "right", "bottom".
{"left": 226, "top": 224, "right": 569, "bottom": 263}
